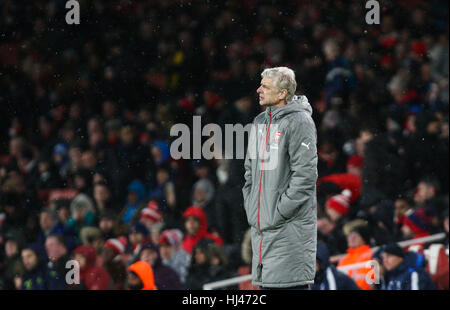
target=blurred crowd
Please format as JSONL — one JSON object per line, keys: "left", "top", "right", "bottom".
{"left": 0, "top": 0, "right": 448, "bottom": 290}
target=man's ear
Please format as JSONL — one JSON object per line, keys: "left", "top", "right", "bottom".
{"left": 279, "top": 89, "right": 288, "bottom": 101}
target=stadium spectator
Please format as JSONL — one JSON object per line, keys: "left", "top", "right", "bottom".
{"left": 127, "top": 222, "right": 151, "bottom": 264}
{"left": 182, "top": 206, "right": 223, "bottom": 254}
{"left": 20, "top": 243, "right": 49, "bottom": 290}
{"left": 159, "top": 229, "right": 191, "bottom": 284}
{"left": 380, "top": 243, "right": 435, "bottom": 290}
{"left": 337, "top": 225, "right": 374, "bottom": 290}
{"left": 71, "top": 244, "right": 111, "bottom": 290}
{"left": 45, "top": 234, "right": 70, "bottom": 290}
{"left": 101, "top": 237, "right": 128, "bottom": 290}
{"left": 312, "top": 242, "right": 360, "bottom": 290}
{"left": 139, "top": 242, "right": 184, "bottom": 289}
{"left": 126, "top": 260, "right": 156, "bottom": 290}
{"left": 120, "top": 180, "right": 147, "bottom": 224}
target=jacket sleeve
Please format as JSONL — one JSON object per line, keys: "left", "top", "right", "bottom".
{"left": 403, "top": 269, "right": 436, "bottom": 290}
{"left": 277, "top": 113, "right": 318, "bottom": 220}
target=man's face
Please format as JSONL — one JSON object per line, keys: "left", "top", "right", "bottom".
{"left": 22, "top": 249, "right": 38, "bottom": 271}
{"left": 414, "top": 182, "right": 434, "bottom": 204}
{"left": 317, "top": 217, "right": 335, "bottom": 235}
{"left": 81, "top": 151, "right": 97, "bottom": 169}
{"left": 347, "top": 231, "right": 365, "bottom": 248}
{"left": 256, "top": 77, "right": 285, "bottom": 106}
{"left": 45, "top": 237, "right": 66, "bottom": 262}
{"left": 160, "top": 244, "right": 174, "bottom": 261}
{"left": 94, "top": 185, "right": 110, "bottom": 203}
{"left": 325, "top": 207, "right": 342, "bottom": 223}
{"left": 382, "top": 253, "right": 403, "bottom": 271}
{"left": 394, "top": 199, "right": 410, "bottom": 218}
{"left": 347, "top": 165, "right": 362, "bottom": 177}
{"left": 444, "top": 217, "right": 449, "bottom": 234}
{"left": 120, "top": 127, "right": 134, "bottom": 145}
{"left": 193, "top": 188, "right": 206, "bottom": 204}
{"left": 185, "top": 217, "right": 201, "bottom": 236}
{"left": 156, "top": 169, "right": 169, "bottom": 185}
{"left": 140, "top": 248, "right": 158, "bottom": 267}
{"left": 5, "top": 240, "right": 19, "bottom": 258}
{"left": 127, "top": 191, "right": 138, "bottom": 205}
{"left": 57, "top": 207, "right": 70, "bottom": 224}
{"left": 73, "top": 253, "right": 87, "bottom": 270}
{"left": 40, "top": 212, "right": 53, "bottom": 231}
{"left": 99, "top": 218, "right": 114, "bottom": 233}
{"left": 9, "top": 138, "right": 22, "bottom": 157}
{"left": 151, "top": 146, "right": 162, "bottom": 164}
{"left": 194, "top": 248, "right": 207, "bottom": 265}
{"left": 127, "top": 272, "right": 143, "bottom": 290}
{"left": 129, "top": 232, "right": 144, "bottom": 245}
{"left": 69, "top": 147, "right": 82, "bottom": 165}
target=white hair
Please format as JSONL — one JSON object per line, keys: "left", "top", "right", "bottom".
{"left": 261, "top": 67, "right": 297, "bottom": 102}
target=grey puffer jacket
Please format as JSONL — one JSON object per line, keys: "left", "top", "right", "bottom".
{"left": 242, "top": 95, "right": 318, "bottom": 288}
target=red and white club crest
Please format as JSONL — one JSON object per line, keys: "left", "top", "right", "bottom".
{"left": 275, "top": 130, "right": 282, "bottom": 142}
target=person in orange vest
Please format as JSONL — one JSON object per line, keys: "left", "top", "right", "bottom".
{"left": 338, "top": 225, "right": 374, "bottom": 290}
{"left": 126, "top": 260, "right": 156, "bottom": 290}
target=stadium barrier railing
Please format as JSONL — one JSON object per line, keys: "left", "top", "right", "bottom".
{"left": 202, "top": 233, "right": 447, "bottom": 290}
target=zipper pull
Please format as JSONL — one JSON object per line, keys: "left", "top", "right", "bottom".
{"left": 257, "top": 263, "right": 263, "bottom": 282}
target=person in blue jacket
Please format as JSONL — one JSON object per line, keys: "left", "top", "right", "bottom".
{"left": 20, "top": 243, "right": 50, "bottom": 290}
{"left": 121, "top": 179, "right": 147, "bottom": 224}
{"left": 312, "top": 241, "right": 360, "bottom": 290}
{"left": 380, "top": 243, "right": 435, "bottom": 290}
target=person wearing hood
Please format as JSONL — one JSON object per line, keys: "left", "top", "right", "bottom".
{"left": 120, "top": 179, "right": 147, "bottom": 224}
{"left": 139, "top": 242, "right": 184, "bottom": 290}
{"left": 71, "top": 244, "right": 111, "bottom": 290}
{"left": 127, "top": 222, "right": 152, "bottom": 264}
{"left": 182, "top": 206, "right": 223, "bottom": 254}
{"left": 20, "top": 243, "right": 50, "bottom": 290}
{"left": 243, "top": 67, "right": 318, "bottom": 289}
{"left": 159, "top": 229, "right": 191, "bottom": 284}
{"left": 1, "top": 230, "right": 26, "bottom": 290}
{"left": 192, "top": 178, "right": 216, "bottom": 231}
{"left": 380, "top": 243, "right": 435, "bottom": 290}
{"left": 66, "top": 193, "right": 97, "bottom": 244}
{"left": 53, "top": 142, "right": 71, "bottom": 179}
{"left": 312, "top": 242, "right": 360, "bottom": 290}
{"left": 126, "top": 260, "right": 156, "bottom": 290}
{"left": 151, "top": 140, "right": 171, "bottom": 167}
{"left": 148, "top": 165, "right": 177, "bottom": 226}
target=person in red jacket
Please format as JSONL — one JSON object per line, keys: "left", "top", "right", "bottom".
{"left": 72, "top": 244, "right": 111, "bottom": 290}
{"left": 182, "top": 206, "right": 223, "bottom": 254}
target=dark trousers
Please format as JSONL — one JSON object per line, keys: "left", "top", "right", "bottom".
{"left": 260, "top": 284, "right": 310, "bottom": 290}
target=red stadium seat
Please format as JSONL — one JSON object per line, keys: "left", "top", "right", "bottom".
{"left": 424, "top": 244, "right": 449, "bottom": 290}
{"left": 237, "top": 266, "right": 259, "bottom": 290}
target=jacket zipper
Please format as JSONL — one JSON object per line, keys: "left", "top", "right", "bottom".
{"left": 257, "top": 111, "right": 272, "bottom": 267}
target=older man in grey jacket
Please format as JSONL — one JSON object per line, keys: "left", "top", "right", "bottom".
{"left": 242, "top": 67, "right": 318, "bottom": 289}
